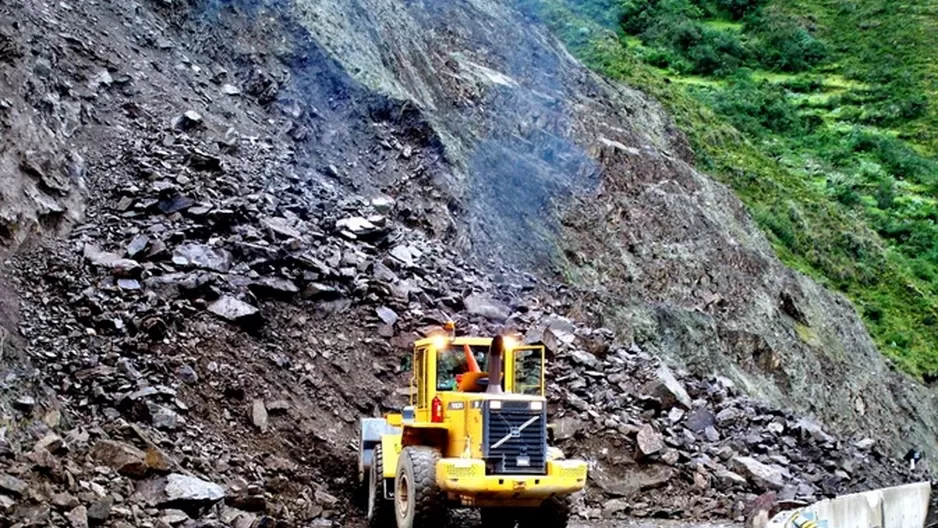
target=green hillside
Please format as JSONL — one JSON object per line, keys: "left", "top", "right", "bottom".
{"left": 520, "top": 0, "right": 938, "bottom": 378}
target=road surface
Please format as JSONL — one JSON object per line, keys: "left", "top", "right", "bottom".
{"left": 572, "top": 521, "right": 737, "bottom": 528}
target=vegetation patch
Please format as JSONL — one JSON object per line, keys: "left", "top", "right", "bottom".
{"left": 520, "top": 0, "right": 938, "bottom": 378}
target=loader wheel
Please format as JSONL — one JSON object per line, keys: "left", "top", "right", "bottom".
{"left": 480, "top": 507, "right": 519, "bottom": 528}
{"left": 518, "top": 495, "right": 572, "bottom": 528}
{"left": 368, "top": 444, "right": 393, "bottom": 528}
{"left": 394, "top": 446, "right": 445, "bottom": 528}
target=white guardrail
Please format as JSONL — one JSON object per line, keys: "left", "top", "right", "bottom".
{"left": 766, "top": 482, "right": 932, "bottom": 528}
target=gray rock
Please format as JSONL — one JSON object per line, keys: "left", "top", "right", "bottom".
{"left": 161, "top": 509, "right": 190, "bottom": 525}
{"left": 714, "top": 469, "right": 747, "bottom": 487}
{"left": 137, "top": 473, "right": 226, "bottom": 507}
{"left": 302, "top": 282, "right": 341, "bottom": 300}
{"left": 716, "top": 407, "right": 742, "bottom": 425}
{"left": 602, "top": 498, "right": 629, "bottom": 519}
{"left": 389, "top": 244, "right": 420, "bottom": 266}
{"left": 766, "top": 422, "right": 785, "bottom": 435}
{"left": 464, "top": 293, "right": 510, "bottom": 322}
{"left": 661, "top": 448, "right": 680, "bottom": 465}
{"left": 249, "top": 277, "right": 299, "bottom": 299}
{"left": 52, "top": 492, "right": 79, "bottom": 509}
{"left": 172, "top": 243, "right": 232, "bottom": 273}
{"left": 644, "top": 364, "right": 692, "bottom": 409}
{"left": 597, "top": 464, "right": 674, "bottom": 498}
{"left": 172, "top": 110, "right": 203, "bottom": 130}
{"left": 704, "top": 426, "right": 721, "bottom": 442}
{"left": 266, "top": 400, "right": 290, "bottom": 414}
{"left": 732, "top": 456, "right": 785, "bottom": 490}
{"left": 125, "top": 385, "right": 175, "bottom": 401}
{"left": 83, "top": 244, "right": 142, "bottom": 276}
{"left": 66, "top": 505, "right": 89, "bottom": 528}
{"left": 150, "top": 404, "right": 180, "bottom": 430}
{"left": 0, "top": 429, "right": 12, "bottom": 458}
{"left": 13, "top": 395, "right": 35, "bottom": 411}
{"left": 336, "top": 216, "right": 380, "bottom": 236}
{"left": 795, "top": 418, "right": 834, "bottom": 443}
{"left": 87, "top": 497, "right": 112, "bottom": 522}
{"left": 158, "top": 193, "right": 194, "bottom": 214}
{"left": 314, "top": 488, "right": 339, "bottom": 508}
{"left": 91, "top": 440, "right": 149, "bottom": 477}
{"left": 668, "top": 408, "right": 685, "bottom": 424}
{"left": 117, "top": 278, "right": 141, "bottom": 290}
{"left": 569, "top": 350, "right": 600, "bottom": 368}
{"left": 716, "top": 445, "right": 735, "bottom": 461}
{"left": 252, "top": 400, "right": 268, "bottom": 432}
{"left": 854, "top": 438, "right": 875, "bottom": 450}
{"left": 35, "top": 433, "right": 66, "bottom": 454}
{"left": 553, "top": 415, "right": 584, "bottom": 441}
{"left": 208, "top": 296, "right": 260, "bottom": 324}
{"left": 376, "top": 306, "right": 399, "bottom": 325}
{"left": 262, "top": 217, "right": 303, "bottom": 239}
{"left": 686, "top": 407, "right": 716, "bottom": 433}
{"left": 13, "top": 504, "right": 50, "bottom": 524}
{"left": 636, "top": 424, "right": 664, "bottom": 456}
{"left": 371, "top": 196, "right": 394, "bottom": 213}
{"left": 221, "top": 84, "right": 241, "bottom": 96}
{"left": 0, "top": 474, "right": 27, "bottom": 496}
{"left": 126, "top": 235, "right": 150, "bottom": 258}
{"left": 795, "top": 482, "right": 817, "bottom": 499}
{"left": 176, "top": 365, "right": 198, "bottom": 384}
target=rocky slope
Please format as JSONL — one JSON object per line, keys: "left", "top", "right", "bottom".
{"left": 272, "top": 0, "right": 938, "bottom": 456}
{"left": 0, "top": 0, "right": 933, "bottom": 527}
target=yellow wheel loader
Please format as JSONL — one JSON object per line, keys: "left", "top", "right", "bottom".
{"left": 357, "top": 325, "right": 588, "bottom": 528}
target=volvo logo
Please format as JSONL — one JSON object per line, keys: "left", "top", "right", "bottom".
{"left": 510, "top": 427, "right": 521, "bottom": 438}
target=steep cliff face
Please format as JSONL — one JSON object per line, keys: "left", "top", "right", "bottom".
{"left": 279, "top": 0, "right": 682, "bottom": 267}
{"left": 245, "top": 0, "right": 938, "bottom": 453}
{"left": 0, "top": 21, "right": 86, "bottom": 254}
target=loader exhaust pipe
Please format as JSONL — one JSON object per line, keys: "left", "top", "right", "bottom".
{"left": 486, "top": 335, "right": 505, "bottom": 394}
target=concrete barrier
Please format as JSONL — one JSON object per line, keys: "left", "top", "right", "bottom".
{"left": 766, "top": 482, "right": 931, "bottom": 528}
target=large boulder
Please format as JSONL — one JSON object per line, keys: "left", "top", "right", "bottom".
{"left": 732, "top": 456, "right": 786, "bottom": 491}
{"left": 136, "top": 473, "right": 226, "bottom": 513}
{"left": 644, "top": 364, "right": 692, "bottom": 409}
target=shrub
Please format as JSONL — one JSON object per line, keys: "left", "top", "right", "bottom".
{"left": 706, "top": 75, "right": 809, "bottom": 135}
{"left": 715, "top": 0, "right": 763, "bottom": 19}
{"left": 747, "top": 11, "right": 827, "bottom": 72}
{"left": 780, "top": 75, "right": 824, "bottom": 93}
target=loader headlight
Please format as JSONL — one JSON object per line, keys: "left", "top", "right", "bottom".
{"left": 530, "top": 401, "right": 543, "bottom": 411}
{"left": 432, "top": 335, "right": 449, "bottom": 350}
{"left": 490, "top": 401, "right": 502, "bottom": 409}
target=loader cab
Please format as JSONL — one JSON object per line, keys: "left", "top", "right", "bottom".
{"left": 408, "top": 334, "right": 545, "bottom": 421}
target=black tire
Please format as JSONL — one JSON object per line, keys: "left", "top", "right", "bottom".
{"left": 480, "top": 507, "right": 518, "bottom": 528}
{"left": 394, "top": 446, "right": 445, "bottom": 528}
{"left": 518, "top": 495, "right": 572, "bottom": 528}
{"left": 368, "top": 444, "right": 394, "bottom": 528}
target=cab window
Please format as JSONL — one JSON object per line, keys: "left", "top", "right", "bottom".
{"left": 513, "top": 348, "right": 544, "bottom": 396}
{"left": 436, "top": 345, "right": 488, "bottom": 391}
{"left": 414, "top": 346, "right": 427, "bottom": 407}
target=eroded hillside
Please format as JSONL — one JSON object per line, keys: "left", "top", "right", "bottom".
{"left": 262, "top": 0, "right": 938, "bottom": 455}
{"left": 0, "top": 0, "right": 934, "bottom": 527}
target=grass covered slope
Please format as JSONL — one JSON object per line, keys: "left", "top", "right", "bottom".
{"left": 520, "top": 0, "right": 938, "bottom": 378}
